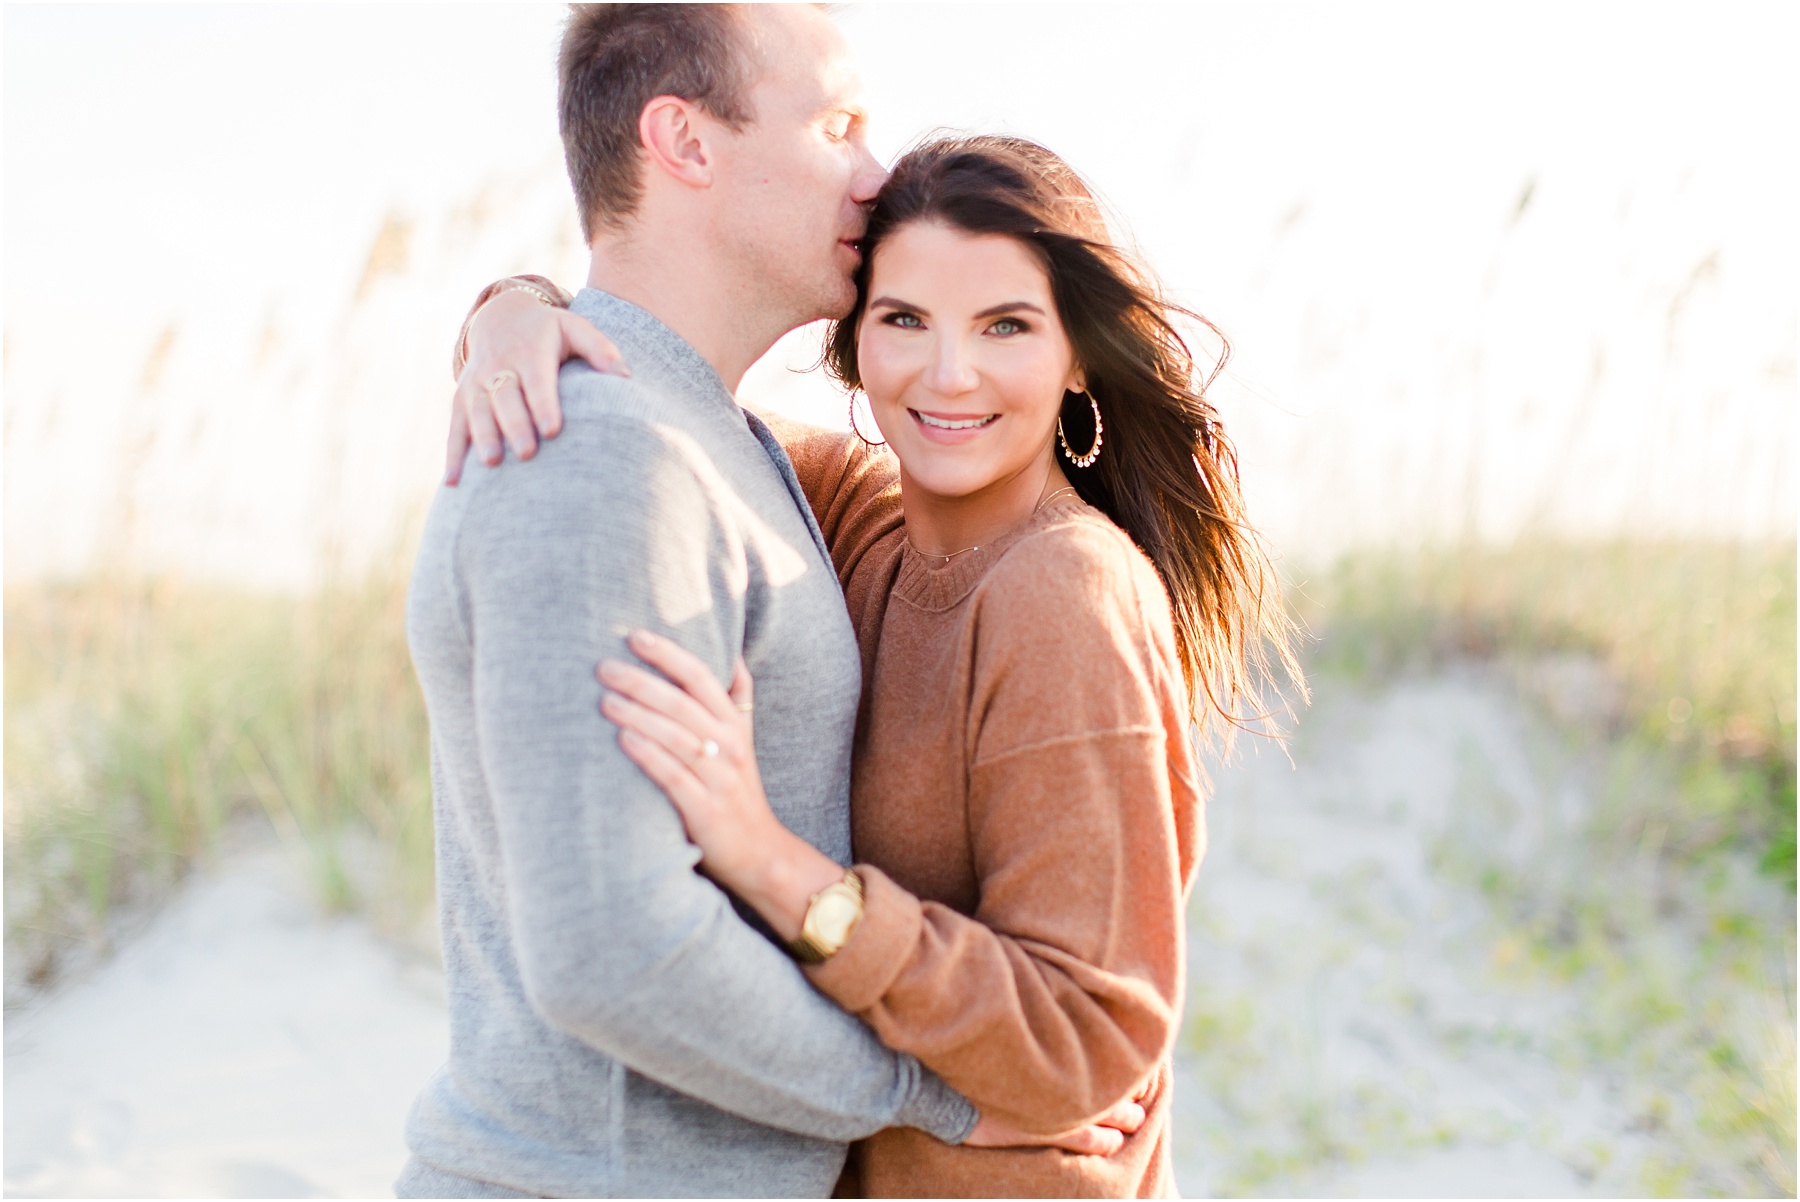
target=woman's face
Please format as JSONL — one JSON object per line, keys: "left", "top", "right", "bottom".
{"left": 856, "top": 221, "right": 1083, "bottom": 501}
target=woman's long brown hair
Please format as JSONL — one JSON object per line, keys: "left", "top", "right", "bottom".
{"left": 827, "top": 134, "right": 1304, "bottom": 743}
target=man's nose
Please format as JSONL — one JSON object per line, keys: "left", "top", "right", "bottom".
{"left": 850, "top": 148, "right": 888, "bottom": 207}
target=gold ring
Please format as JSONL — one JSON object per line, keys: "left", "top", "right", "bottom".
{"left": 486, "top": 370, "right": 518, "bottom": 395}
{"left": 734, "top": 702, "right": 754, "bottom": 713}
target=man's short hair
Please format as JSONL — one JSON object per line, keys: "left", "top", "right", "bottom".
{"left": 559, "top": 4, "right": 758, "bottom": 240}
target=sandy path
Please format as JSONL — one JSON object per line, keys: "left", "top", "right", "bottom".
{"left": 5, "top": 667, "right": 1747, "bottom": 1198}
{"left": 4, "top": 847, "right": 447, "bottom": 1198}
{"left": 1170, "top": 665, "right": 1656, "bottom": 1196}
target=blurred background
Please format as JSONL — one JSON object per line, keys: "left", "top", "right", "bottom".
{"left": 4, "top": 3, "right": 1794, "bottom": 1197}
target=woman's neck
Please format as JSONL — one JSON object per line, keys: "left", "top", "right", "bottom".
{"left": 899, "top": 453, "right": 1073, "bottom": 560}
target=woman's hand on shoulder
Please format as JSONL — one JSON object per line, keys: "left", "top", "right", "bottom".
{"left": 446, "top": 287, "right": 631, "bottom": 485}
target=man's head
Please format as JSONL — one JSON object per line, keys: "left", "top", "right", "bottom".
{"left": 559, "top": 4, "right": 884, "bottom": 329}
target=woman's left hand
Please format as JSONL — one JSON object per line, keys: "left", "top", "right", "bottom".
{"left": 598, "top": 631, "right": 784, "bottom": 899}
{"left": 964, "top": 1093, "right": 1147, "bottom": 1157}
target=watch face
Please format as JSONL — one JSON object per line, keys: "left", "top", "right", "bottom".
{"left": 811, "top": 888, "right": 862, "bottom": 947}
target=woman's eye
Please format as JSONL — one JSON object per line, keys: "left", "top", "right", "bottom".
{"left": 988, "top": 318, "right": 1027, "bottom": 336}
{"left": 883, "top": 312, "right": 924, "bottom": 329}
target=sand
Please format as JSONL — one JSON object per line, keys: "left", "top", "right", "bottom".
{"left": 4, "top": 665, "right": 1756, "bottom": 1198}
{"left": 1170, "top": 663, "right": 1658, "bottom": 1196}
{"left": 4, "top": 847, "right": 446, "bottom": 1198}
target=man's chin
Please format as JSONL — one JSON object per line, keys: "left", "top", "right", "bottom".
{"left": 801, "top": 279, "right": 859, "bottom": 326}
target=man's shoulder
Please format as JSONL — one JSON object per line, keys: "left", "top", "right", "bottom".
{"left": 459, "top": 362, "right": 705, "bottom": 482}
{"left": 554, "top": 362, "right": 671, "bottom": 439}
{"left": 440, "top": 373, "right": 708, "bottom": 548}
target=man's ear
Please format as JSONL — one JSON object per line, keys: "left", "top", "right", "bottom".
{"left": 638, "top": 95, "right": 715, "bottom": 189}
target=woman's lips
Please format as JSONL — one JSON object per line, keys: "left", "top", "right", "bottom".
{"left": 909, "top": 409, "right": 999, "bottom": 443}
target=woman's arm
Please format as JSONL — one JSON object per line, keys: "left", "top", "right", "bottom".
{"left": 444, "top": 281, "right": 904, "bottom": 585}
{"left": 599, "top": 632, "right": 1151, "bottom": 1156}
{"left": 599, "top": 528, "right": 1202, "bottom": 1136}
{"left": 805, "top": 530, "right": 1198, "bottom": 1133}
{"left": 443, "top": 277, "right": 627, "bottom": 484}
{"left": 598, "top": 633, "right": 843, "bottom": 941}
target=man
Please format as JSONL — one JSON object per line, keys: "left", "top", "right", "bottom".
{"left": 399, "top": 6, "right": 977, "bottom": 1196}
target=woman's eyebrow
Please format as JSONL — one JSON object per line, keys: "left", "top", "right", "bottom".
{"left": 866, "top": 298, "right": 1048, "bottom": 320}
{"left": 972, "top": 301, "right": 1047, "bottom": 320}
{"left": 867, "top": 295, "right": 926, "bottom": 315}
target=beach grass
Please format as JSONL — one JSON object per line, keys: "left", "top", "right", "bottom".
{"left": 1294, "top": 538, "right": 1796, "bottom": 879}
{"left": 6, "top": 537, "right": 1795, "bottom": 1191}
{"left": 3, "top": 567, "right": 432, "bottom": 1003}
{"left": 7, "top": 538, "right": 1791, "bottom": 941}
{"left": 1284, "top": 536, "right": 1796, "bottom": 1195}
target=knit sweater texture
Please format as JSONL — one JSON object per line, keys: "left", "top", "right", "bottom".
{"left": 768, "top": 416, "right": 1207, "bottom": 1198}
{"left": 400, "top": 291, "right": 974, "bottom": 1198}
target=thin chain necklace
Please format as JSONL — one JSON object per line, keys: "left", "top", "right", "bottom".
{"left": 906, "top": 485, "right": 1081, "bottom": 564}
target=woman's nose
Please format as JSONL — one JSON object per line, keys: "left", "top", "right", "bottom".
{"left": 924, "top": 338, "right": 980, "bottom": 396}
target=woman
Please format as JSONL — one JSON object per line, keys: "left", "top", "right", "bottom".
{"left": 453, "top": 135, "right": 1298, "bottom": 1197}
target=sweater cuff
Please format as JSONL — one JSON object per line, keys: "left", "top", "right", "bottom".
{"left": 804, "top": 864, "right": 921, "bottom": 1013}
{"left": 892, "top": 1057, "right": 979, "bottom": 1145}
{"left": 804, "top": 867, "right": 977, "bottom": 1144}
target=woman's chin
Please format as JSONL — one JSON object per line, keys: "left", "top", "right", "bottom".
{"left": 893, "top": 460, "right": 1006, "bottom": 504}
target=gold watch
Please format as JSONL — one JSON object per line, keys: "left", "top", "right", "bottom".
{"left": 789, "top": 869, "right": 865, "bottom": 963}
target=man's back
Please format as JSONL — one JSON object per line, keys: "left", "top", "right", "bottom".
{"left": 402, "top": 292, "right": 972, "bottom": 1197}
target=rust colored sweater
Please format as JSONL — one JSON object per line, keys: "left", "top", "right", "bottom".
{"left": 454, "top": 283, "right": 1200, "bottom": 1192}
{"left": 767, "top": 415, "right": 1206, "bottom": 1198}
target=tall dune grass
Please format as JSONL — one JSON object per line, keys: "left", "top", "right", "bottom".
{"left": 6, "top": 535, "right": 1793, "bottom": 1188}
{"left": 1297, "top": 538, "right": 1796, "bottom": 877}
{"left": 3, "top": 564, "right": 431, "bottom": 1004}
{"left": 9, "top": 539, "right": 1788, "bottom": 980}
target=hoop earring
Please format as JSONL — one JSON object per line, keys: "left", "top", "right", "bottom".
{"left": 1058, "top": 390, "right": 1103, "bottom": 468}
{"left": 848, "top": 391, "right": 887, "bottom": 448}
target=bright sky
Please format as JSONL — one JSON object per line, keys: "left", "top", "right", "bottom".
{"left": 5, "top": 3, "right": 1796, "bottom": 587}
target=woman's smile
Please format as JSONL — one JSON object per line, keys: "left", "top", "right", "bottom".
{"left": 910, "top": 409, "right": 1000, "bottom": 441}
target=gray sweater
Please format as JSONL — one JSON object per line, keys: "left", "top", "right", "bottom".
{"left": 402, "top": 290, "right": 976, "bottom": 1197}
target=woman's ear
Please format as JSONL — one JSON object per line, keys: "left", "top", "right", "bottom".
{"left": 638, "top": 95, "right": 715, "bottom": 189}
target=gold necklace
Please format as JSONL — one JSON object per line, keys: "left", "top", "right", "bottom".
{"left": 910, "top": 541, "right": 980, "bottom": 563}
{"left": 906, "top": 486, "right": 1081, "bottom": 563}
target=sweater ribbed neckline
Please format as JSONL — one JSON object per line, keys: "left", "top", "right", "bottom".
{"left": 892, "top": 489, "right": 1095, "bottom": 612}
